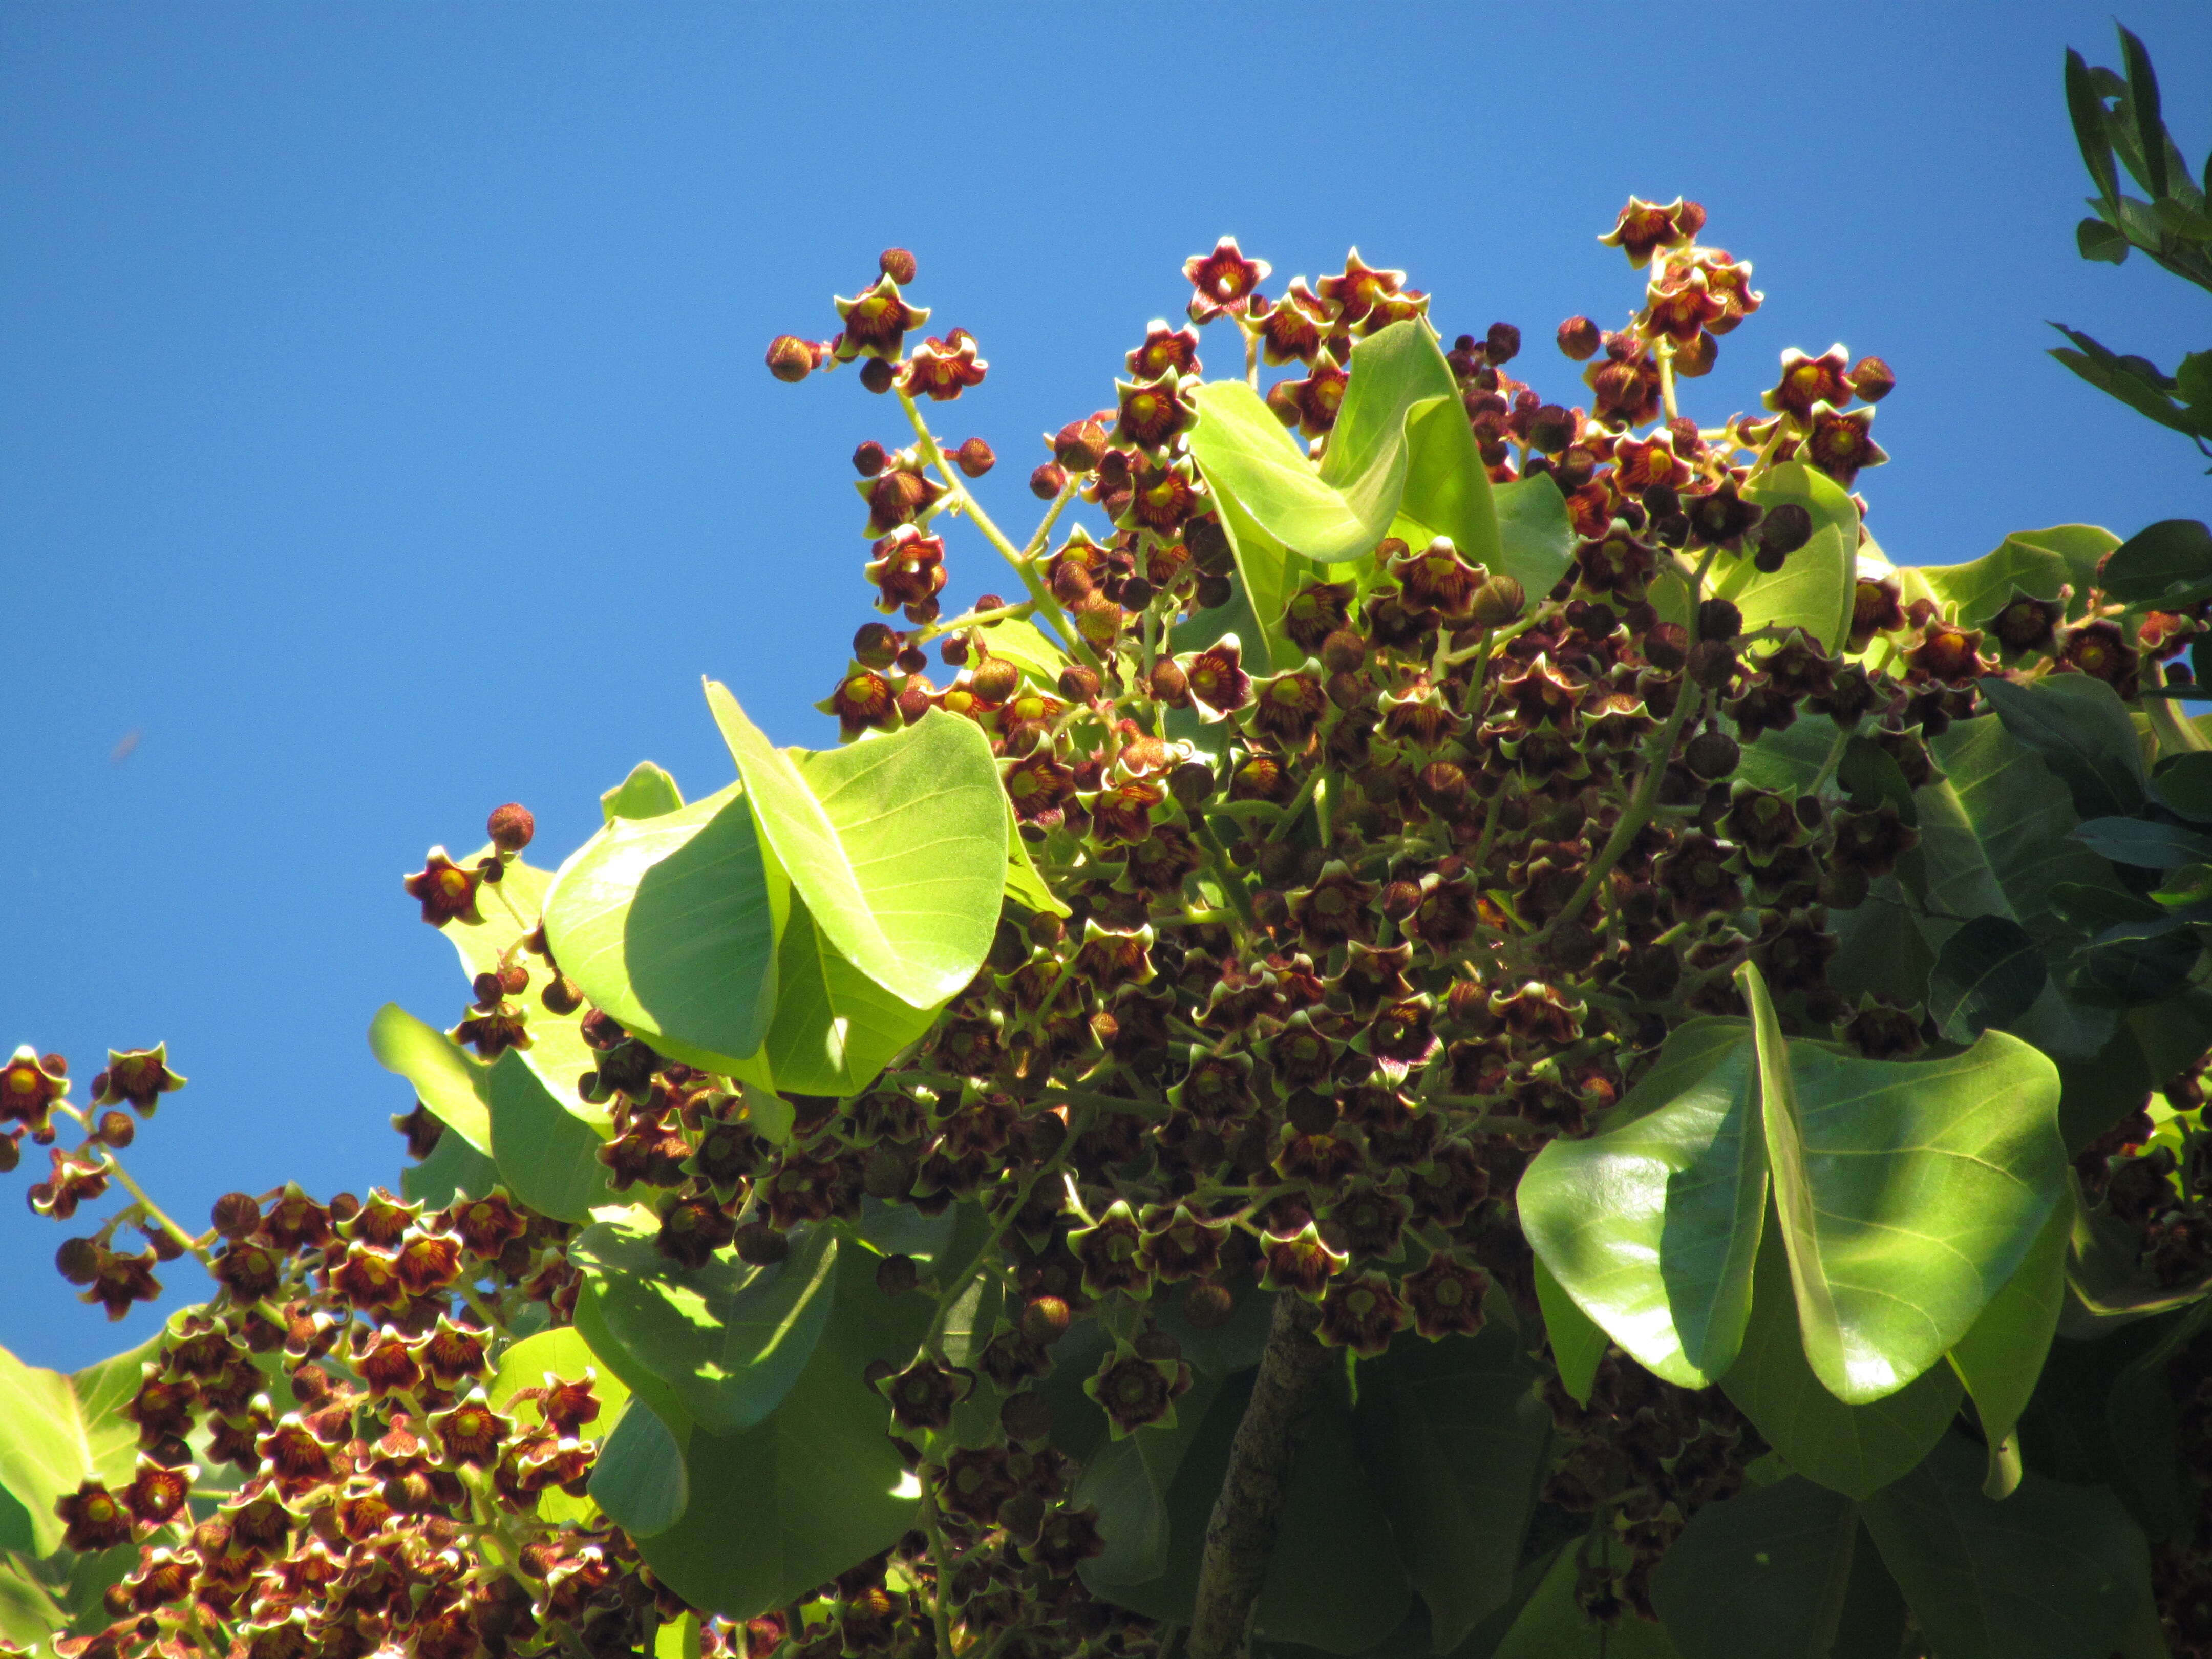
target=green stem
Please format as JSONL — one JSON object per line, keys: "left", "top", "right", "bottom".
{"left": 102, "top": 1155, "right": 215, "bottom": 1269}
{"left": 2147, "top": 659, "right": 2212, "bottom": 755}
{"left": 1195, "top": 820, "right": 1258, "bottom": 928}
{"left": 1264, "top": 766, "right": 1324, "bottom": 843}
{"left": 922, "top": 1485, "right": 958, "bottom": 1659}
{"left": 924, "top": 1107, "right": 1095, "bottom": 1353}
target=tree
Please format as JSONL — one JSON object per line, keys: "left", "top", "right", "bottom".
{"left": 7, "top": 65, "right": 2212, "bottom": 1659}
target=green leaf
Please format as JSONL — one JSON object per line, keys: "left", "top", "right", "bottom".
{"left": 1861, "top": 1433, "right": 2151, "bottom": 1659}
{"left": 1351, "top": 1323, "right": 1554, "bottom": 1651}
{"left": 568, "top": 1214, "right": 840, "bottom": 1435}
{"left": 1979, "top": 674, "right": 2149, "bottom": 821}
{"left": 1491, "top": 475, "right": 1577, "bottom": 602}
{"left": 2066, "top": 47, "right": 2121, "bottom": 203}
{"left": 1518, "top": 1020, "right": 1767, "bottom": 1388}
{"left": 1946, "top": 1199, "right": 2070, "bottom": 1496}
{"left": 1836, "top": 734, "right": 1919, "bottom": 826}
{"left": 1211, "top": 464, "right": 1306, "bottom": 671}
{"left": 2154, "top": 751, "right": 2212, "bottom": 821}
{"left": 488, "top": 1325, "right": 634, "bottom": 1526}
{"left": 1188, "top": 378, "right": 1376, "bottom": 563}
{"left": 544, "top": 782, "right": 787, "bottom": 1068}
{"left": 434, "top": 850, "right": 606, "bottom": 1122}
{"left": 368, "top": 1003, "right": 493, "bottom": 1156}
{"left": 2079, "top": 215, "right": 2131, "bottom": 262}
{"left": 486, "top": 1047, "right": 616, "bottom": 1224}
{"left": 1533, "top": 1257, "right": 1606, "bottom": 1407}
{"left": 976, "top": 615, "right": 1068, "bottom": 685}
{"left": 1490, "top": 1536, "right": 1684, "bottom": 1659}
{"left": 591, "top": 1396, "right": 690, "bottom": 1538}
{"left": 0, "top": 1334, "right": 162, "bottom": 1556}
{"left": 1003, "top": 800, "right": 1070, "bottom": 918}
{"left": 602, "top": 761, "right": 685, "bottom": 824}
{"left": 1727, "top": 462, "right": 1859, "bottom": 652}
{"left": 707, "top": 685, "right": 1004, "bottom": 1010}
{"left": 1397, "top": 388, "right": 1503, "bottom": 573}
{"left": 756, "top": 896, "right": 943, "bottom": 1096}
{"left": 1741, "top": 962, "right": 2067, "bottom": 1402}
{"left": 2118, "top": 25, "right": 2170, "bottom": 199}
{"left": 2073, "top": 815, "right": 2212, "bottom": 870}
{"left": 1652, "top": 1476, "right": 1859, "bottom": 1659}
{"left": 1720, "top": 1221, "right": 1962, "bottom": 1499}
{"left": 2049, "top": 329, "right": 2207, "bottom": 437}
{"left": 1926, "top": 914, "right": 2047, "bottom": 1044}
{"left": 635, "top": 1250, "right": 931, "bottom": 1620}
{"left": 402, "top": 1125, "right": 498, "bottom": 1208}
{"left": 1077, "top": 1371, "right": 1226, "bottom": 1589}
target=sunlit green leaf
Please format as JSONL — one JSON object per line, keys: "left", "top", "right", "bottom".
{"left": 0, "top": 1334, "right": 162, "bottom": 1557}
{"left": 367, "top": 1002, "right": 493, "bottom": 1155}
{"left": 1491, "top": 475, "right": 1577, "bottom": 601}
{"left": 486, "top": 1047, "right": 616, "bottom": 1224}
{"left": 708, "top": 685, "right": 1004, "bottom": 1010}
{"left": 1913, "top": 525, "right": 2117, "bottom": 630}
{"left": 602, "top": 761, "right": 685, "bottom": 824}
{"left": 569, "top": 1215, "right": 839, "bottom": 1434}
{"left": 757, "top": 896, "right": 942, "bottom": 1096}
{"left": 402, "top": 1125, "right": 498, "bottom": 1208}
{"left": 1533, "top": 1257, "right": 1606, "bottom": 1408}
{"left": 544, "top": 782, "right": 786, "bottom": 1069}
{"left": 1397, "top": 388, "right": 1502, "bottom": 573}
{"left": 1723, "top": 462, "right": 1858, "bottom": 652}
{"left": 487, "top": 1326, "right": 633, "bottom": 1526}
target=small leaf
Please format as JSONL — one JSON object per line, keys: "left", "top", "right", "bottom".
{"left": 1947, "top": 1197, "right": 2070, "bottom": 1497}
{"left": 1652, "top": 1476, "right": 1859, "bottom": 1659}
{"left": 1861, "top": 1433, "right": 2151, "bottom": 1659}
{"left": 2073, "top": 815, "right": 2212, "bottom": 870}
{"left": 367, "top": 1003, "right": 492, "bottom": 1156}
{"left": 1533, "top": 1257, "right": 1606, "bottom": 1407}
{"left": 2078, "top": 215, "right": 2130, "bottom": 263}
{"left": 1927, "top": 914, "right": 2048, "bottom": 1044}
{"left": 1491, "top": 474, "right": 1578, "bottom": 601}
{"left": 486, "top": 1048, "right": 617, "bottom": 1224}
{"left": 2066, "top": 47, "right": 2121, "bottom": 203}
{"left": 2118, "top": 25, "right": 2169, "bottom": 199}
{"left": 1725, "top": 463, "right": 1860, "bottom": 652}
{"left": 2154, "top": 750, "right": 2212, "bottom": 821}
{"left": 568, "top": 1215, "right": 840, "bottom": 1434}
{"left": 1836, "top": 736, "right": 1919, "bottom": 827}
{"left": 2101, "top": 517, "right": 2212, "bottom": 606}
{"left": 602, "top": 762, "right": 684, "bottom": 824}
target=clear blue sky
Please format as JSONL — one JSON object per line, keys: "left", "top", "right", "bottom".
{"left": 6, "top": 3, "right": 2210, "bottom": 1369}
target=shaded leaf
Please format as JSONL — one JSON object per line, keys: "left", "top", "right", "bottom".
{"left": 568, "top": 1215, "right": 839, "bottom": 1435}
{"left": 486, "top": 1047, "right": 616, "bottom": 1225}
{"left": 591, "top": 1396, "right": 690, "bottom": 1538}
{"left": 1077, "top": 1372, "right": 1225, "bottom": 1589}
{"left": 1490, "top": 1534, "right": 1683, "bottom": 1659}
{"left": 755, "top": 896, "right": 942, "bottom": 1096}
{"left": 1490, "top": 475, "right": 1577, "bottom": 602}
{"left": 1725, "top": 463, "right": 1859, "bottom": 652}
{"left": 1980, "top": 675, "right": 2149, "bottom": 821}
{"left": 1946, "top": 1199, "right": 2070, "bottom": 1495}
{"left": 1652, "top": 1476, "right": 1858, "bottom": 1659}
{"left": 402, "top": 1126, "right": 498, "bottom": 1209}
{"left": 1004, "top": 798, "right": 1071, "bottom": 918}
{"left": 367, "top": 1003, "right": 492, "bottom": 1156}
{"left": 1397, "top": 389, "right": 1502, "bottom": 575}
{"left": 1861, "top": 1434, "right": 2151, "bottom": 1659}
{"left": 1533, "top": 1257, "right": 1606, "bottom": 1408}
{"left": 2075, "top": 815, "right": 2212, "bottom": 870}
{"left": 1927, "top": 914, "right": 2047, "bottom": 1044}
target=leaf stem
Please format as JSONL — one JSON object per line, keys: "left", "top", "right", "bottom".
{"left": 102, "top": 1153, "right": 215, "bottom": 1269}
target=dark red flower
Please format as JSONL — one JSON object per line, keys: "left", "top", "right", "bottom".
{"left": 1184, "top": 238, "right": 1270, "bottom": 322}
{"left": 403, "top": 850, "right": 481, "bottom": 927}
{"left": 1599, "top": 197, "right": 1704, "bottom": 267}
{"left": 834, "top": 275, "right": 927, "bottom": 363}
{"left": 1316, "top": 1270, "right": 1411, "bottom": 1357}
{"left": 901, "top": 331, "right": 988, "bottom": 401}
{"left": 1764, "top": 345, "right": 1854, "bottom": 421}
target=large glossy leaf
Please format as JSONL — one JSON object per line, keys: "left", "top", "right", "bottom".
{"left": 1533, "top": 1257, "right": 1606, "bottom": 1407}
{"left": 1351, "top": 1323, "right": 1554, "bottom": 1651}
{"left": 0, "top": 1334, "right": 162, "bottom": 1556}
{"left": 367, "top": 1002, "right": 493, "bottom": 1155}
{"left": 1187, "top": 378, "right": 1375, "bottom": 562}
{"left": 1979, "top": 675, "right": 2149, "bottom": 821}
{"left": 1861, "top": 1435, "right": 2151, "bottom": 1659}
{"left": 1652, "top": 1476, "right": 1859, "bottom": 1659}
{"left": 402, "top": 1125, "right": 498, "bottom": 1208}
{"left": 635, "top": 1252, "right": 931, "bottom": 1620}
{"left": 1396, "top": 385, "right": 1502, "bottom": 572}
{"left": 1519, "top": 1021, "right": 1767, "bottom": 1388}
{"left": 756, "top": 897, "right": 943, "bottom": 1096}
{"left": 1211, "top": 469, "right": 1306, "bottom": 672}
{"left": 1742, "top": 964, "right": 2067, "bottom": 1402}
{"left": 1723, "top": 462, "right": 1858, "bottom": 652}
{"left": 1946, "top": 1199, "right": 2070, "bottom": 1495}
{"left": 591, "top": 1396, "right": 690, "bottom": 1538}
{"left": 434, "top": 849, "right": 605, "bottom": 1121}
{"left": 1909, "top": 525, "right": 2117, "bottom": 628}
{"left": 569, "top": 1213, "right": 840, "bottom": 1435}
{"left": 1720, "top": 1221, "right": 1961, "bottom": 1499}
{"left": 707, "top": 686, "right": 1004, "bottom": 1010}
{"left": 486, "top": 1047, "right": 615, "bottom": 1224}
{"left": 543, "top": 782, "right": 786, "bottom": 1068}
{"left": 2101, "top": 517, "right": 2212, "bottom": 607}
{"left": 1491, "top": 475, "right": 1576, "bottom": 602}
{"left": 1926, "top": 915, "right": 2046, "bottom": 1043}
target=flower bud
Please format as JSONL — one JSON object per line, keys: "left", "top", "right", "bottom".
{"left": 1645, "top": 622, "right": 1688, "bottom": 671}
{"left": 542, "top": 975, "right": 584, "bottom": 1016}
{"left": 1525, "top": 405, "right": 1577, "bottom": 455}
{"left": 1697, "top": 598, "right": 1744, "bottom": 642}
{"left": 1757, "top": 504, "right": 1813, "bottom": 559}
{"left": 1167, "top": 761, "right": 1216, "bottom": 809}
{"left": 733, "top": 1222, "right": 790, "bottom": 1266}
{"left": 96, "top": 1110, "right": 134, "bottom": 1148}
{"left": 212, "top": 1192, "right": 263, "bottom": 1239}
{"left": 1684, "top": 730, "right": 1741, "bottom": 780}
{"left": 1058, "top": 665, "right": 1102, "bottom": 703}
{"left": 1030, "top": 462, "right": 1069, "bottom": 500}
{"left": 55, "top": 1238, "right": 101, "bottom": 1284}
{"left": 1001, "top": 1391, "right": 1053, "bottom": 1443}
{"left": 487, "top": 804, "right": 534, "bottom": 854}
{"left": 1380, "top": 880, "right": 1422, "bottom": 921}
{"left": 859, "top": 358, "right": 897, "bottom": 394}
{"left": 1050, "top": 559, "right": 1094, "bottom": 605}
{"left": 1023, "top": 1294, "right": 1073, "bottom": 1344}
{"left": 1182, "top": 1281, "right": 1235, "bottom": 1329}
{"left": 0, "top": 1139, "right": 18, "bottom": 1175}
{"left": 1195, "top": 572, "right": 1234, "bottom": 610}
{"left": 876, "top": 1254, "right": 920, "bottom": 1296}
{"left": 862, "top": 1143, "right": 916, "bottom": 1200}
{"left": 971, "top": 658, "right": 1021, "bottom": 703}
{"left": 1053, "top": 419, "right": 1109, "bottom": 472}
{"left": 1485, "top": 322, "right": 1522, "bottom": 364}
{"left": 852, "top": 441, "right": 887, "bottom": 477}
{"left": 879, "top": 247, "right": 918, "bottom": 283}
{"left": 952, "top": 438, "right": 996, "bottom": 478}
{"left": 765, "top": 335, "right": 814, "bottom": 384}
{"left": 1470, "top": 575, "right": 1526, "bottom": 628}
{"left": 1557, "top": 316, "right": 1602, "bottom": 361}
{"left": 1028, "top": 911, "right": 1066, "bottom": 948}
{"left": 1688, "top": 639, "right": 1738, "bottom": 689}
{"left": 896, "top": 646, "right": 929, "bottom": 675}
{"left": 853, "top": 622, "right": 902, "bottom": 669}
{"left": 1848, "top": 356, "right": 1895, "bottom": 402}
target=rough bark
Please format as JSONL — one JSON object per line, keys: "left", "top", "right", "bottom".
{"left": 1185, "top": 1292, "right": 1333, "bottom": 1659}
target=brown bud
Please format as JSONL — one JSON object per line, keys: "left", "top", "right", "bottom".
{"left": 1168, "top": 760, "right": 1216, "bottom": 808}
{"left": 1556, "top": 316, "right": 1602, "bottom": 361}
{"left": 1195, "top": 572, "right": 1235, "bottom": 610}
{"left": 1697, "top": 598, "right": 1745, "bottom": 642}
{"left": 1687, "top": 639, "right": 1738, "bottom": 689}
{"left": 1052, "top": 419, "right": 1109, "bottom": 472}
{"left": 212, "top": 1192, "right": 263, "bottom": 1239}
{"left": 1470, "top": 575, "right": 1526, "bottom": 628}
{"left": 853, "top": 621, "right": 903, "bottom": 669}
{"left": 1644, "top": 622, "right": 1688, "bottom": 671}
{"left": 876, "top": 1254, "right": 920, "bottom": 1296}
{"left": 859, "top": 358, "right": 897, "bottom": 394}
{"left": 1150, "top": 658, "right": 1192, "bottom": 707}
{"left": 1029, "top": 461, "right": 1069, "bottom": 500}
{"left": 541, "top": 975, "right": 584, "bottom": 1016}
{"left": 55, "top": 1238, "right": 102, "bottom": 1285}
{"left": 0, "top": 1139, "right": 18, "bottom": 1175}
{"left": 1001, "top": 1391, "right": 1053, "bottom": 1443}
{"left": 1051, "top": 559, "right": 1094, "bottom": 605}
{"left": 1526, "top": 405, "right": 1576, "bottom": 455}
{"left": 952, "top": 438, "right": 996, "bottom": 478}
{"left": 733, "top": 1222, "right": 790, "bottom": 1266}
{"left": 1848, "top": 356, "right": 1895, "bottom": 402}
{"left": 96, "top": 1110, "right": 134, "bottom": 1148}
{"left": 1757, "top": 504, "right": 1813, "bottom": 559}
{"left": 1022, "top": 1294, "right": 1073, "bottom": 1345}
{"left": 1684, "top": 730, "right": 1741, "bottom": 781}
{"left": 487, "top": 804, "right": 535, "bottom": 854}
{"left": 1380, "top": 879, "right": 1422, "bottom": 920}
{"left": 1320, "top": 628, "right": 1366, "bottom": 674}
{"left": 852, "top": 441, "right": 888, "bottom": 477}
{"left": 970, "top": 657, "right": 1020, "bottom": 703}
{"left": 1181, "top": 1281, "right": 1235, "bottom": 1329}
{"left": 879, "top": 248, "right": 918, "bottom": 283}
{"left": 862, "top": 1143, "right": 916, "bottom": 1201}
{"left": 1057, "top": 665, "right": 1102, "bottom": 703}
{"left": 765, "top": 335, "right": 814, "bottom": 384}
{"left": 1485, "top": 322, "right": 1522, "bottom": 364}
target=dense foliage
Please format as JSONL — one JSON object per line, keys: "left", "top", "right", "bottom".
{"left": 12, "top": 33, "right": 2212, "bottom": 1659}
